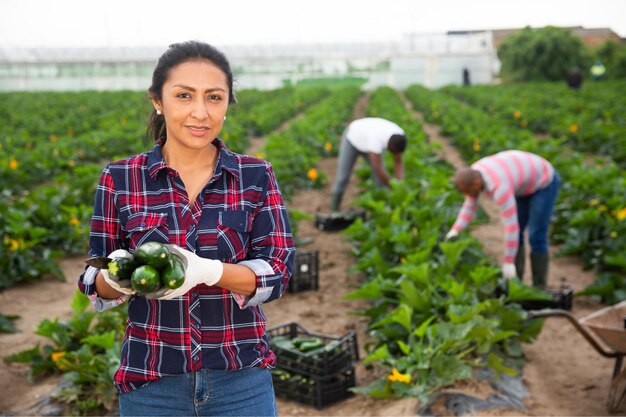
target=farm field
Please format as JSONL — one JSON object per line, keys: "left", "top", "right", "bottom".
{"left": 1, "top": 81, "right": 625, "bottom": 416}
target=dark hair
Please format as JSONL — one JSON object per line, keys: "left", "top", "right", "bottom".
{"left": 147, "top": 40, "right": 237, "bottom": 141}
{"left": 388, "top": 134, "right": 407, "bottom": 153}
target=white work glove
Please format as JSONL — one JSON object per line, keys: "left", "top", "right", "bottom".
{"left": 101, "top": 249, "right": 136, "bottom": 295}
{"left": 444, "top": 230, "right": 459, "bottom": 241}
{"left": 146, "top": 245, "right": 224, "bottom": 300}
{"left": 502, "top": 263, "right": 517, "bottom": 280}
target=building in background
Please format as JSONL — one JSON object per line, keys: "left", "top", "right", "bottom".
{"left": 0, "top": 31, "right": 498, "bottom": 92}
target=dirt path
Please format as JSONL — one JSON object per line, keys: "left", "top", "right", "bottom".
{"left": 263, "top": 92, "right": 419, "bottom": 415}
{"left": 0, "top": 257, "right": 85, "bottom": 413}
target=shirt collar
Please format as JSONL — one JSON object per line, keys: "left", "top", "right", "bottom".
{"left": 147, "top": 137, "right": 241, "bottom": 182}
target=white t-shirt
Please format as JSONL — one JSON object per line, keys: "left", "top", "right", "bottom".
{"left": 345, "top": 118, "right": 405, "bottom": 154}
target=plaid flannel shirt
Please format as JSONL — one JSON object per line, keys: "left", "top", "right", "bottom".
{"left": 78, "top": 138, "right": 295, "bottom": 393}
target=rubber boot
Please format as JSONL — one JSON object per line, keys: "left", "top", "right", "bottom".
{"left": 330, "top": 191, "right": 343, "bottom": 212}
{"left": 514, "top": 245, "right": 525, "bottom": 280}
{"left": 530, "top": 252, "right": 549, "bottom": 289}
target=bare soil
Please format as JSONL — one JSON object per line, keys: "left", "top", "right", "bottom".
{"left": 0, "top": 96, "right": 620, "bottom": 416}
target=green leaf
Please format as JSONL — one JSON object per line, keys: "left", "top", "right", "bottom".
{"left": 439, "top": 239, "right": 471, "bottom": 268}
{"left": 0, "top": 313, "right": 20, "bottom": 333}
{"left": 35, "top": 318, "right": 59, "bottom": 339}
{"left": 71, "top": 289, "right": 91, "bottom": 315}
{"left": 81, "top": 331, "right": 116, "bottom": 350}
{"left": 413, "top": 316, "right": 436, "bottom": 338}
{"left": 350, "top": 377, "right": 392, "bottom": 399}
{"left": 398, "top": 278, "right": 430, "bottom": 311}
{"left": 391, "top": 304, "right": 413, "bottom": 333}
{"left": 397, "top": 340, "right": 411, "bottom": 355}
{"left": 469, "top": 265, "right": 500, "bottom": 286}
{"left": 487, "top": 352, "right": 517, "bottom": 376}
{"left": 506, "top": 278, "right": 553, "bottom": 302}
{"left": 344, "top": 275, "right": 385, "bottom": 300}
{"left": 363, "top": 344, "right": 391, "bottom": 364}
{"left": 431, "top": 354, "right": 473, "bottom": 385}
{"left": 3, "top": 344, "right": 42, "bottom": 364}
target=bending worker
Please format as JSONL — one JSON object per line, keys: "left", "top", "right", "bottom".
{"left": 330, "top": 117, "right": 407, "bottom": 212}
{"left": 445, "top": 150, "right": 560, "bottom": 288}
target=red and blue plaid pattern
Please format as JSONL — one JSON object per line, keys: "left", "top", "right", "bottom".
{"left": 79, "top": 138, "right": 295, "bottom": 393}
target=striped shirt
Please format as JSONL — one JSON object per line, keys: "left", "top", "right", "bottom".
{"left": 451, "top": 150, "right": 555, "bottom": 263}
{"left": 78, "top": 138, "right": 295, "bottom": 393}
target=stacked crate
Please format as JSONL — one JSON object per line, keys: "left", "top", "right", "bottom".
{"left": 268, "top": 322, "right": 359, "bottom": 408}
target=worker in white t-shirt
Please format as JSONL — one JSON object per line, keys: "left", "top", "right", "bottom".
{"left": 330, "top": 117, "right": 407, "bottom": 211}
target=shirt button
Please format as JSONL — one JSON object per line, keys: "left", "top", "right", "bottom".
{"left": 194, "top": 323, "right": 201, "bottom": 330}
{"left": 191, "top": 292, "right": 198, "bottom": 298}
{"left": 193, "top": 355, "right": 200, "bottom": 361}
{"left": 140, "top": 222, "right": 146, "bottom": 227}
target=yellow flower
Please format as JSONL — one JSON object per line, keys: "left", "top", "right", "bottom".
{"left": 616, "top": 208, "right": 626, "bottom": 221}
{"left": 51, "top": 351, "right": 66, "bottom": 362}
{"left": 513, "top": 110, "right": 522, "bottom": 120}
{"left": 307, "top": 168, "right": 319, "bottom": 181}
{"left": 255, "top": 152, "right": 265, "bottom": 159}
{"left": 9, "top": 159, "right": 18, "bottom": 170}
{"left": 611, "top": 231, "right": 618, "bottom": 238}
{"left": 400, "top": 257, "right": 406, "bottom": 264}
{"left": 388, "top": 368, "right": 411, "bottom": 384}
{"left": 69, "top": 218, "right": 81, "bottom": 226}
{"left": 7, "top": 238, "right": 21, "bottom": 252}
{"left": 49, "top": 134, "right": 59, "bottom": 142}
{"left": 599, "top": 205, "right": 607, "bottom": 212}
{"left": 589, "top": 199, "right": 599, "bottom": 206}
{"left": 120, "top": 117, "right": 127, "bottom": 126}
{"left": 569, "top": 123, "right": 578, "bottom": 134}
{"left": 324, "top": 142, "right": 333, "bottom": 152}
{"left": 473, "top": 139, "right": 480, "bottom": 151}
{"left": 520, "top": 120, "right": 528, "bottom": 128}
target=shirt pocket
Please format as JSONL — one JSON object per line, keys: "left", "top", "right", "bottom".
{"left": 122, "top": 212, "right": 169, "bottom": 250}
{"left": 216, "top": 210, "right": 253, "bottom": 261}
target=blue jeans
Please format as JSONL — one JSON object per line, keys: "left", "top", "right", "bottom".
{"left": 516, "top": 172, "right": 561, "bottom": 254}
{"left": 119, "top": 367, "right": 277, "bottom": 416}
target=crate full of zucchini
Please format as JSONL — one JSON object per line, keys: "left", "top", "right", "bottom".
{"left": 268, "top": 322, "right": 359, "bottom": 408}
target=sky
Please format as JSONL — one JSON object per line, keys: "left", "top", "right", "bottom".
{"left": 1, "top": 0, "right": 625, "bottom": 49}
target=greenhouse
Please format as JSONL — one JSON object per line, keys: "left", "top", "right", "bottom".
{"left": 0, "top": 31, "right": 499, "bottom": 91}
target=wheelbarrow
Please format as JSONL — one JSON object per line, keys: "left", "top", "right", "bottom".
{"left": 528, "top": 300, "right": 626, "bottom": 413}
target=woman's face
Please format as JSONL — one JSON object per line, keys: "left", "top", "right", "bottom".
{"left": 153, "top": 59, "right": 229, "bottom": 151}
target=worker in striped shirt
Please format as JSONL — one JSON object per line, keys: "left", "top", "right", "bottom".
{"left": 445, "top": 150, "right": 560, "bottom": 288}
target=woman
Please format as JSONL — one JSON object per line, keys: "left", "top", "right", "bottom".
{"left": 78, "top": 40, "right": 295, "bottom": 416}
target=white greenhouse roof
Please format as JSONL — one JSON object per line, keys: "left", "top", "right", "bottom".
{"left": 0, "top": 32, "right": 495, "bottom": 64}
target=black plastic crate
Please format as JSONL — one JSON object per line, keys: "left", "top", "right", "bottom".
{"left": 517, "top": 286, "right": 574, "bottom": 311}
{"left": 267, "top": 322, "right": 359, "bottom": 378}
{"left": 289, "top": 250, "right": 319, "bottom": 293}
{"left": 315, "top": 210, "right": 366, "bottom": 232}
{"left": 496, "top": 282, "right": 574, "bottom": 311}
{"left": 272, "top": 366, "right": 355, "bottom": 408}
